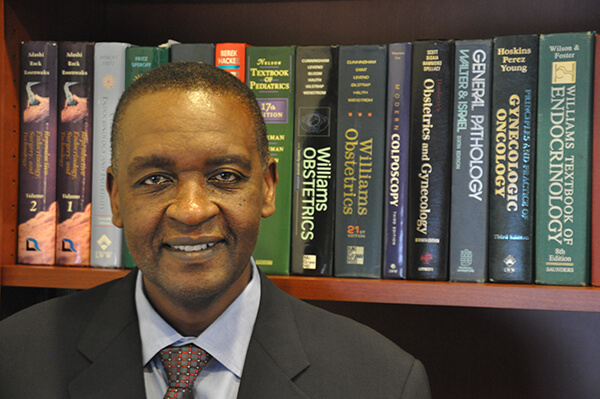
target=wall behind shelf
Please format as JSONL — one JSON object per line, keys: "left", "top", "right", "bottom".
{"left": 101, "top": 0, "right": 600, "bottom": 46}
{"left": 310, "top": 300, "right": 600, "bottom": 399}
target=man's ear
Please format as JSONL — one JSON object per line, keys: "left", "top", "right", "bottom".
{"left": 106, "top": 166, "right": 123, "bottom": 228}
{"left": 261, "top": 157, "right": 278, "bottom": 218}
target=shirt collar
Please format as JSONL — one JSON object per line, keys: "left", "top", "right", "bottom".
{"left": 135, "top": 260, "right": 261, "bottom": 378}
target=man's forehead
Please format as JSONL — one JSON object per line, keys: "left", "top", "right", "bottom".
{"left": 125, "top": 88, "right": 241, "bottom": 112}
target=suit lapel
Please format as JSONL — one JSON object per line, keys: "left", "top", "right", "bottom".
{"left": 237, "top": 272, "right": 310, "bottom": 399}
{"left": 69, "top": 270, "right": 146, "bottom": 399}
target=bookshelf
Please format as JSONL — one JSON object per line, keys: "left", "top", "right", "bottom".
{"left": 2, "top": 0, "right": 600, "bottom": 398}
{"left": 3, "top": 264, "right": 600, "bottom": 312}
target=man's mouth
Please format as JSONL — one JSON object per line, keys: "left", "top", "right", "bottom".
{"left": 169, "top": 242, "right": 217, "bottom": 252}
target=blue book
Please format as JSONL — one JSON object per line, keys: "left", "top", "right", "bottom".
{"left": 383, "top": 43, "right": 412, "bottom": 279}
{"left": 90, "top": 42, "right": 130, "bottom": 268}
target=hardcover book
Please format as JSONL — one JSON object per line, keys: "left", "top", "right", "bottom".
{"left": 247, "top": 46, "right": 296, "bottom": 275}
{"left": 290, "top": 45, "right": 338, "bottom": 276}
{"left": 90, "top": 42, "right": 130, "bottom": 268}
{"left": 216, "top": 43, "right": 249, "bottom": 82}
{"left": 170, "top": 43, "right": 215, "bottom": 64}
{"left": 449, "top": 39, "right": 492, "bottom": 283}
{"left": 17, "top": 41, "right": 58, "bottom": 265}
{"left": 383, "top": 42, "right": 412, "bottom": 279}
{"left": 122, "top": 45, "right": 169, "bottom": 268}
{"left": 334, "top": 44, "right": 387, "bottom": 278}
{"left": 407, "top": 40, "right": 455, "bottom": 281}
{"left": 55, "top": 41, "right": 94, "bottom": 265}
{"left": 488, "top": 35, "right": 538, "bottom": 283}
{"left": 535, "top": 32, "right": 594, "bottom": 286}
{"left": 593, "top": 34, "right": 600, "bottom": 287}
{"left": 125, "top": 46, "right": 169, "bottom": 87}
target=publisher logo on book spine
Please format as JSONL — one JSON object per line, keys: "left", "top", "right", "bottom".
{"left": 298, "top": 107, "right": 330, "bottom": 137}
{"left": 62, "top": 238, "right": 77, "bottom": 252}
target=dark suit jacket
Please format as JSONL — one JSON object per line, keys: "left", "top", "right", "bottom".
{"left": 0, "top": 269, "right": 430, "bottom": 398}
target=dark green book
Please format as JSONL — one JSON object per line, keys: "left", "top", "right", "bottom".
{"left": 290, "top": 45, "right": 338, "bottom": 276}
{"left": 121, "top": 45, "right": 169, "bottom": 268}
{"left": 125, "top": 46, "right": 169, "bottom": 87}
{"left": 535, "top": 32, "right": 595, "bottom": 286}
{"left": 488, "top": 35, "right": 538, "bottom": 283}
{"left": 334, "top": 44, "right": 387, "bottom": 278}
{"left": 247, "top": 46, "right": 296, "bottom": 275}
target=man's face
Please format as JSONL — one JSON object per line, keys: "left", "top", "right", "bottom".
{"left": 107, "top": 89, "right": 276, "bottom": 311}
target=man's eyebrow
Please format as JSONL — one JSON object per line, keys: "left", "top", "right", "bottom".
{"left": 205, "top": 154, "right": 253, "bottom": 171}
{"left": 127, "top": 155, "right": 174, "bottom": 176}
{"left": 126, "top": 154, "right": 254, "bottom": 176}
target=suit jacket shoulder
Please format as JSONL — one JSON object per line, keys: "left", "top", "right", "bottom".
{"left": 239, "top": 272, "right": 431, "bottom": 399}
{"left": 0, "top": 270, "right": 146, "bottom": 399}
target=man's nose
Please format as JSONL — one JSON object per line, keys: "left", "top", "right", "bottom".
{"left": 165, "top": 180, "right": 218, "bottom": 225}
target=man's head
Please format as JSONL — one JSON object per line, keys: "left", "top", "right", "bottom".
{"left": 106, "top": 62, "right": 277, "bottom": 332}
{"left": 111, "top": 62, "right": 270, "bottom": 175}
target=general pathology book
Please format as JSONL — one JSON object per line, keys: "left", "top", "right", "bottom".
{"left": 449, "top": 39, "right": 492, "bottom": 283}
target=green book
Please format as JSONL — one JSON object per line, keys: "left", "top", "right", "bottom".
{"left": 535, "top": 32, "right": 595, "bottom": 286}
{"left": 247, "top": 46, "right": 296, "bottom": 275}
{"left": 121, "top": 45, "right": 169, "bottom": 268}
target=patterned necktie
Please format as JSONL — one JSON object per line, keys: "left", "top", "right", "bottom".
{"left": 159, "top": 344, "right": 211, "bottom": 399}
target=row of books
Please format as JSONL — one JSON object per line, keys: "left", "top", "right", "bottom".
{"left": 15, "top": 33, "right": 599, "bottom": 287}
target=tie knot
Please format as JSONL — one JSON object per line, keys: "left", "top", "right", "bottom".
{"left": 159, "top": 344, "right": 211, "bottom": 399}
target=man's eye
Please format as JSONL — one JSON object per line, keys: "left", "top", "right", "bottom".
{"left": 213, "top": 171, "right": 241, "bottom": 184}
{"left": 141, "top": 175, "right": 171, "bottom": 186}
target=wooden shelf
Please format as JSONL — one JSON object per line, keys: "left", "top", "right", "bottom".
{"left": 1, "top": 264, "right": 130, "bottom": 290}
{"left": 269, "top": 275, "right": 600, "bottom": 312}
{"left": 3, "top": 264, "right": 600, "bottom": 312}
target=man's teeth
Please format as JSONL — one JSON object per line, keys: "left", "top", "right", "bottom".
{"left": 172, "top": 243, "right": 216, "bottom": 252}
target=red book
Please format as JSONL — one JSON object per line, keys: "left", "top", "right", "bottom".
{"left": 591, "top": 34, "right": 600, "bottom": 286}
{"left": 215, "top": 43, "right": 249, "bottom": 82}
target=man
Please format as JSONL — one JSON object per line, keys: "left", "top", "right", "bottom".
{"left": 0, "top": 62, "right": 431, "bottom": 398}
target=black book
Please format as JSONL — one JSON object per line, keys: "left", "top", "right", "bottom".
{"left": 449, "top": 39, "right": 493, "bottom": 282}
{"left": 290, "top": 45, "right": 338, "bottom": 276}
{"left": 488, "top": 35, "right": 538, "bottom": 283}
{"left": 170, "top": 43, "right": 215, "bottom": 64}
{"left": 407, "top": 40, "right": 454, "bottom": 281}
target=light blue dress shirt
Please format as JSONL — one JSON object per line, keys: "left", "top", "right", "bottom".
{"left": 135, "top": 261, "right": 261, "bottom": 398}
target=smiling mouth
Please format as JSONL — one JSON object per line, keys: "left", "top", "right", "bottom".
{"left": 169, "top": 242, "right": 218, "bottom": 252}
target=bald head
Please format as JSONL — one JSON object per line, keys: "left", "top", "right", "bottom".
{"left": 111, "top": 62, "right": 268, "bottom": 174}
